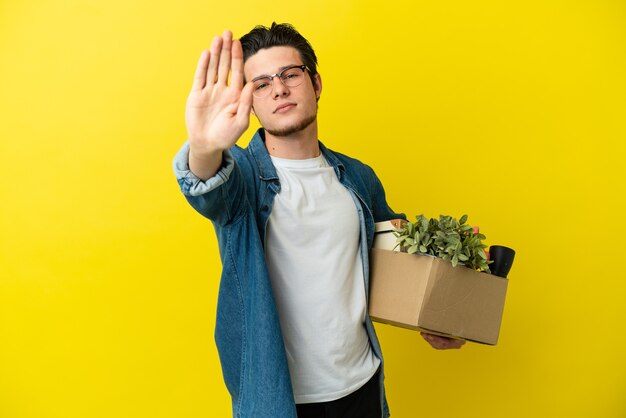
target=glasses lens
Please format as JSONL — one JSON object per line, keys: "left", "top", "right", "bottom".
{"left": 251, "top": 66, "right": 306, "bottom": 98}
{"left": 253, "top": 77, "right": 273, "bottom": 97}
{"left": 281, "top": 66, "right": 305, "bottom": 87}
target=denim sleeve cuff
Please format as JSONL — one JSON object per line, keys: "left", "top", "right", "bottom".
{"left": 173, "top": 141, "right": 235, "bottom": 197}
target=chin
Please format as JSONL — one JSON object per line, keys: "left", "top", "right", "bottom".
{"left": 264, "top": 112, "right": 317, "bottom": 137}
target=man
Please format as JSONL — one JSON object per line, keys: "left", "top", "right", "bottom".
{"left": 173, "top": 23, "right": 464, "bottom": 418}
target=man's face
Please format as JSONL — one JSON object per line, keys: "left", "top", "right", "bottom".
{"left": 244, "top": 46, "right": 322, "bottom": 137}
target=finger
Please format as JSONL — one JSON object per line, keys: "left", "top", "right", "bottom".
{"left": 230, "top": 39, "right": 244, "bottom": 88}
{"left": 217, "top": 30, "right": 233, "bottom": 85}
{"left": 206, "top": 35, "right": 222, "bottom": 87}
{"left": 441, "top": 338, "right": 464, "bottom": 349}
{"left": 422, "top": 333, "right": 464, "bottom": 349}
{"left": 235, "top": 82, "right": 254, "bottom": 125}
{"left": 191, "top": 49, "right": 210, "bottom": 92}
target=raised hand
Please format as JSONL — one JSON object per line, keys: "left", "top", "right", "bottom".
{"left": 185, "top": 30, "right": 254, "bottom": 180}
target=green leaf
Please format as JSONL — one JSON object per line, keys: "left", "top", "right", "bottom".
{"left": 397, "top": 214, "right": 490, "bottom": 268}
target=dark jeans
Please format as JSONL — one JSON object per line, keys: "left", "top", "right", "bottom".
{"left": 296, "top": 368, "right": 381, "bottom": 418}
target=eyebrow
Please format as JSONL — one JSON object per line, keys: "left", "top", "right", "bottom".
{"left": 251, "top": 64, "right": 303, "bottom": 82}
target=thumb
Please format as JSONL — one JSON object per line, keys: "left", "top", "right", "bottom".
{"left": 236, "top": 81, "right": 254, "bottom": 126}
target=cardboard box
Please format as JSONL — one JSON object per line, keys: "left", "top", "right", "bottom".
{"left": 369, "top": 222, "right": 508, "bottom": 345}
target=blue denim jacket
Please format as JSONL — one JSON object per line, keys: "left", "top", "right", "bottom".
{"left": 173, "top": 129, "right": 404, "bottom": 418}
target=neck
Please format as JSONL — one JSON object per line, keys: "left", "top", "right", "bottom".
{"left": 264, "top": 122, "right": 320, "bottom": 159}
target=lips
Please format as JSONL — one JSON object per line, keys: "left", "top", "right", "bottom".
{"left": 273, "top": 103, "right": 297, "bottom": 113}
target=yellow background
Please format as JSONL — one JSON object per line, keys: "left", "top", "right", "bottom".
{"left": 1, "top": 0, "right": 625, "bottom": 417}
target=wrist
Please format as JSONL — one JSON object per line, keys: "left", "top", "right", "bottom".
{"left": 189, "top": 143, "right": 222, "bottom": 163}
{"left": 188, "top": 143, "right": 224, "bottom": 182}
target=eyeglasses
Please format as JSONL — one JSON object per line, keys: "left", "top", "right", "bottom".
{"left": 251, "top": 65, "right": 308, "bottom": 98}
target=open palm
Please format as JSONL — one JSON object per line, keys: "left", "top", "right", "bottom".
{"left": 185, "top": 31, "right": 254, "bottom": 155}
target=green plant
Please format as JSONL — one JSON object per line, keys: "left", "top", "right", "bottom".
{"left": 394, "top": 214, "right": 492, "bottom": 273}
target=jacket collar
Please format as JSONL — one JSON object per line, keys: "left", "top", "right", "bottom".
{"left": 247, "top": 128, "right": 345, "bottom": 181}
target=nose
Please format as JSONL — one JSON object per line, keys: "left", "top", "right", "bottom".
{"left": 271, "top": 76, "right": 290, "bottom": 98}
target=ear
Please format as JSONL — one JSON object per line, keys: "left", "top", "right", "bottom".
{"left": 313, "top": 73, "right": 322, "bottom": 100}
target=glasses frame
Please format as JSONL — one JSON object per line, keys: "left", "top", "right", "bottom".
{"left": 251, "top": 65, "right": 308, "bottom": 98}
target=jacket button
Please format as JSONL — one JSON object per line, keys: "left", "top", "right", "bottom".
{"left": 261, "top": 205, "right": 269, "bottom": 212}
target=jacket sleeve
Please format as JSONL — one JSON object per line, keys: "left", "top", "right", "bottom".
{"left": 368, "top": 166, "right": 406, "bottom": 223}
{"left": 172, "top": 141, "right": 249, "bottom": 226}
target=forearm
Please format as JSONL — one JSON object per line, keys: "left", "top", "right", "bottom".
{"left": 189, "top": 146, "right": 224, "bottom": 181}
{"left": 174, "top": 142, "right": 248, "bottom": 225}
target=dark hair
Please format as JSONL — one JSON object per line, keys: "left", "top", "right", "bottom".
{"left": 240, "top": 22, "right": 318, "bottom": 86}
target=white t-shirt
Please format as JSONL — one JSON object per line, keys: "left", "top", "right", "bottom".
{"left": 265, "top": 153, "right": 380, "bottom": 404}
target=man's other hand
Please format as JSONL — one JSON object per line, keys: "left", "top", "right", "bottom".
{"left": 421, "top": 332, "right": 466, "bottom": 350}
